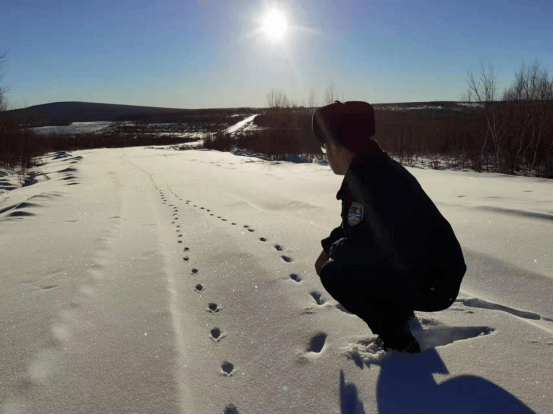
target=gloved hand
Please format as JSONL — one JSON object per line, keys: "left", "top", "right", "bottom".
{"left": 328, "top": 237, "right": 345, "bottom": 260}
{"left": 315, "top": 250, "right": 329, "bottom": 277}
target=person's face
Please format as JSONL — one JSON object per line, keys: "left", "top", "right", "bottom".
{"left": 321, "top": 141, "right": 352, "bottom": 175}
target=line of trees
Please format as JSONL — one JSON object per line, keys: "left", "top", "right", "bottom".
{"left": 266, "top": 82, "right": 341, "bottom": 110}
{"left": 464, "top": 60, "right": 553, "bottom": 176}
{"left": 249, "top": 62, "right": 553, "bottom": 178}
{"left": 1, "top": 51, "right": 40, "bottom": 171}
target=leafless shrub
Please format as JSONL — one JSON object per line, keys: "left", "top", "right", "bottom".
{"left": 308, "top": 88, "right": 318, "bottom": 108}
{"left": 0, "top": 114, "right": 39, "bottom": 170}
{"left": 323, "top": 81, "right": 337, "bottom": 105}
{"left": 465, "top": 59, "right": 553, "bottom": 177}
{"left": 202, "top": 131, "right": 233, "bottom": 152}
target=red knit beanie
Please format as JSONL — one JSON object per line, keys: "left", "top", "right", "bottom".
{"left": 312, "top": 101, "right": 376, "bottom": 154}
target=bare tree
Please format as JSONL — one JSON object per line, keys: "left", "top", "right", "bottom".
{"left": 501, "top": 60, "right": 553, "bottom": 174}
{"left": 274, "top": 90, "right": 289, "bottom": 108}
{"left": 323, "top": 81, "right": 337, "bottom": 105}
{"left": 267, "top": 88, "right": 291, "bottom": 108}
{"left": 266, "top": 89, "right": 276, "bottom": 108}
{"left": 503, "top": 59, "right": 552, "bottom": 102}
{"left": 0, "top": 51, "right": 7, "bottom": 112}
{"left": 308, "top": 88, "right": 318, "bottom": 108}
{"left": 465, "top": 61, "right": 504, "bottom": 169}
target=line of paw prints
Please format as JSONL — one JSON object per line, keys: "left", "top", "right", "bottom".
{"left": 155, "top": 185, "right": 239, "bottom": 413}
{"left": 156, "top": 184, "right": 334, "bottom": 412}
{"left": 172, "top": 191, "right": 334, "bottom": 362}
{"left": 170, "top": 191, "right": 344, "bottom": 316}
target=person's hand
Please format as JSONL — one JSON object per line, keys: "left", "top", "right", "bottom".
{"left": 315, "top": 249, "right": 330, "bottom": 276}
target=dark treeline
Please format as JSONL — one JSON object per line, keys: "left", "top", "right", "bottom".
{"left": 229, "top": 61, "right": 553, "bottom": 178}
{"left": 223, "top": 98, "right": 552, "bottom": 178}
{"left": 2, "top": 61, "right": 552, "bottom": 179}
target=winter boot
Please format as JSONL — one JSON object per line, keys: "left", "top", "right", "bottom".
{"left": 378, "top": 321, "right": 421, "bottom": 354}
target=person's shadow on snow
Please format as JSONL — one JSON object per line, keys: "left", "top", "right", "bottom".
{"left": 375, "top": 320, "right": 534, "bottom": 414}
{"left": 340, "top": 370, "right": 365, "bottom": 413}
{"left": 339, "top": 319, "right": 535, "bottom": 414}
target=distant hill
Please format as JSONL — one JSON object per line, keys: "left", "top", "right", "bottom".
{"left": 5, "top": 100, "right": 480, "bottom": 127}
{"left": 6, "top": 102, "right": 256, "bottom": 127}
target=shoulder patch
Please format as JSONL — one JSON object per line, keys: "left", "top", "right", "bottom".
{"left": 347, "top": 202, "right": 364, "bottom": 227}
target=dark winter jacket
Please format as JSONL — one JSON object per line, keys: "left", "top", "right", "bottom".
{"left": 320, "top": 140, "right": 466, "bottom": 312}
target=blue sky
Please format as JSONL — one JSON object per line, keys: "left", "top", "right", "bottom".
{"left": 1, "top": 0, "right": 552, "bottom": 109}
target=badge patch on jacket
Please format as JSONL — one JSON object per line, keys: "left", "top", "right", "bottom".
{"left": 347, "top": 202, "right": 363, "bottom": 227}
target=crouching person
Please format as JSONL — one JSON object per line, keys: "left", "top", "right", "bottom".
{"left": 312, "top": 101, "right": 467, "bottom": 354}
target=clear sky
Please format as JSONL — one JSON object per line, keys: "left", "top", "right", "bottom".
{"left": 1, "top": 0, "right": 552, "bottom": 109}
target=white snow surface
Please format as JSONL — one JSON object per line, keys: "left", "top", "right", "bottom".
{"left": 224, "top": 114, "right": 259, "bottom": 134}
{"left": 1, "top": 147, "right": 552, "bottom": 413}
{"left": 32, "top": 121, "right": 115, "bottom": 135}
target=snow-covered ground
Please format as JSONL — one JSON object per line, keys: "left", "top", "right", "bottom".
{"left": 1, "top": 146, "right": 552, "bottom": 413}
{"left": 224, "top": 114, "right": 264, "bottom": 135}
{"left": 30, "top": 114, "right": 260, "bottom": 138}
{"left": 31, "top": 121, "right": 116, "bottom": 135}
{"left": 377, "top": 102, "right": 484, "bottom": 111}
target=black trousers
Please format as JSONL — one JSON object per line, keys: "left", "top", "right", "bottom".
{"left": 320, "top": 262, "right": 418, "bottom": 336}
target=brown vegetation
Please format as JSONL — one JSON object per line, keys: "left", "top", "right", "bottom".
{"left": 2, "top": 63, "right": 552, "bottom": 179}
{"left": 236, "top": 65, "right": 553, "bottom": 178}
{"left": 0, "top": 113, "right": 38, "bottom": 170}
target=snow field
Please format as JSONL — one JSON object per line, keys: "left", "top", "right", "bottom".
{"left": 1, "top": 146, "right": 552, "bottom": 413}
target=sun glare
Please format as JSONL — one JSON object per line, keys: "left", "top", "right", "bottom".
{"left": 262, "top": 10, "right": 287, "bottom": 40}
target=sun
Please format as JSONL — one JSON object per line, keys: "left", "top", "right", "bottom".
{"left": 262, "top": 10, "right": 287, "bottom": 40}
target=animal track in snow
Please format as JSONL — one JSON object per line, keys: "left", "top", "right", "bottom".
{"left": 183, "top": 256, "right": 189, "bottom": 261}
{"left": 259, "top": 237, "right": 267, "bottom": 242}
{"left": 183, "top": 247, "right": 189, "bottom": 251}
{"left": 195, "top": 284, "right": 204, "bottom": 292}
{"left": 307, "top": 333, "right": 327, "bottom": 353}
{"left": 221, "top": 361, "right": 234, "bottom": 376}
{"left": 290, "top": 274, "right": 302, "bottom": 283}
{"left": 281, "top": 255, "right": 293, "bottom": 263}
{"left": 274, "top": 244, "right": 284, "bottom": 251}
{"left": 208, "top": 303, "right": 220, "bottom": 313}
{"left": 310, "top": 291, "right": 325, "bottom": 305}
{"left": 191, "top": 268, "right": 199, "bottom": 274}
{"left": 224, "top": 404, "right": 239, "bottom": 414}
{"left": 210, "top": 328, "right": 226, "bottom": 343}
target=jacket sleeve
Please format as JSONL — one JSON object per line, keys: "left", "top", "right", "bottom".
{"left": 320, "top": 225, "right": 346, "bottom": 254}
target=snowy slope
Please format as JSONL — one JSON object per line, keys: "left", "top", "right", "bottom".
{"left": 31, "top": 121, "right": 115, "bottom": 135}
{"left": 1, "top": 147, "right": 552, "bottom": 413}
